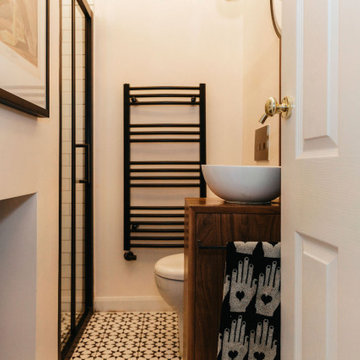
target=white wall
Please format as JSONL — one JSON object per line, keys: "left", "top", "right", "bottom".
{"left": 0, "top": 195, "right": 37, "bottom": 360}
{"left": 241, "top": 3, "right": 280, "bottom": 165}
{"left": 0, "top": 0, "right": 59, "bottom": 358}
{"left": 93, "top": 0, "right": 279, "bottom": 310}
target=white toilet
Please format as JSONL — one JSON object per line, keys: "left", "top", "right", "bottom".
{"left": 154, "top": 253, "right": 184, "bottom": 356}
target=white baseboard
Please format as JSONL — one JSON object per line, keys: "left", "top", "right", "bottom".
{"left": 94, "top": 296, "right": 172, "bottom": 312}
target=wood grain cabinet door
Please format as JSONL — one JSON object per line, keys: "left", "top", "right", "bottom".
{"left": 221, "top": 214, "right": 280, "bottom": 243}
{"left": 194, "top": 213, "right": 225, "bottom": 360}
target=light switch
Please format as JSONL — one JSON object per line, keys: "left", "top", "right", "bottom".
{"left": 254, "top": 125, "right": 269, "bottom": 161}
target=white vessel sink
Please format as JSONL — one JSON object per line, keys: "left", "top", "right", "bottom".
{"left": 201, "top": 165, "right": 281, "bottom": 204}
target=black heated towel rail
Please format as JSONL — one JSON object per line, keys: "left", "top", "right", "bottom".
{"left": 123, "top": 84, "right": 206, "bottom": 260}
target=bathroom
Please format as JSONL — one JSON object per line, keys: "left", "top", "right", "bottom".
{"left": 0, "top": 0, "right": 359, "bottom": 359}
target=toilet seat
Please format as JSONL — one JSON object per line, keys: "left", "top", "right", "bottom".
{"left": 154, "top": 253, "right": 184, "bottom": 281}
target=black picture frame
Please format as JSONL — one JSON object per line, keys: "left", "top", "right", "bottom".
{"left": 0, "top": 0, "right": 49, "bottom": 118}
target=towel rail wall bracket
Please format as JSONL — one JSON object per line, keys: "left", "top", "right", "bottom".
{"left": 124, "top": 251, "right": 137, "bottom": 261}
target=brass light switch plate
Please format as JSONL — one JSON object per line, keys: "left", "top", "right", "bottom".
{"left": 254, "top": 125, "right": 269, "bottom": 161}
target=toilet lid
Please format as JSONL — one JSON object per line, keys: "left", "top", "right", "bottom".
{"left": 154, "top": 253, "right": 184, "bottom": 281}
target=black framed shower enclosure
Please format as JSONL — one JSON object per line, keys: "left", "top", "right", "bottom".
{"left": 59, "top": 0, "right": 93, "bottom": 359}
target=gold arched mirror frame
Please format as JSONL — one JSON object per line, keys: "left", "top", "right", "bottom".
{"left": 270, "top": 0, "right": 282, "bottom": 38}
{"left": 270, "top": 0, "right": 282, "bottom": 165}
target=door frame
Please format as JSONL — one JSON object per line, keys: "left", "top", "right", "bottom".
{"left": 58, "top": 1, "right": 94, "bottom": 359}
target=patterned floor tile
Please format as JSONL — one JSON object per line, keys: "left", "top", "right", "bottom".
{"left": 70, "top": 311, "right": 180, "bottom": 360}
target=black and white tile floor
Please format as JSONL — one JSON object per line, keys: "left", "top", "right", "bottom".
{"left": 71, "top": 312, "right": 181, "bottom": 360}
{"left": 61, "top": 312, "right": 84, "bottom": 348}
{"left": 61, "top": 312, "right": 71, "bottom": 346}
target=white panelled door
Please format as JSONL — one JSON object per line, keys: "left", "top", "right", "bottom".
{"left": 281, "top": 0, "right": 360, "bottom": 359}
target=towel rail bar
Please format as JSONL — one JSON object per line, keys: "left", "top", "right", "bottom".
{"left": 132, "top": 229, "right": 184, "bottom": 233}
{"left": 131, "top": 244, "right": 184, "bottom": 248}
{"left": 130, "top": 93, "right": 200, "bottom": 98}
{"left": 130, "top": 214, "right": 184, "bottom": 218}
{"left": 130, "top": 236, "right": 184, "bottom": 241}
{"left": 130, "top": 183, "right": 200, "bottom": 188}
{"left": 129, "top": 123, "right": 199, "bottom": 128}
{"left": 130, "top": 221, "right": 184, "bottom": 225}
{"left": 130, "top": 138, "right": 200, "bottom": 143}
{"left": 130, "top": 169, "right": 200, "bottom": 173}
{"left": 129, "top": 86, "right": 199, "bottom": 90}
{"left": 130, "top": 131, "right": 200, "bottom": 135}
{"left": 130, "top": 176, "right": 201, "bottom": 180}
{"left": 130, "top": 206, "right": 184, "bottom": 210}
{"left": 130, "top": 161, "right": 201, "bottom": 165}
{"left": 130, "top": 101, "right": 199, "bottom": 106}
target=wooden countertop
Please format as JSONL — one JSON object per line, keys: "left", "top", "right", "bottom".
{"left": 185, "top": 197, "right": 280, "bottom": 214}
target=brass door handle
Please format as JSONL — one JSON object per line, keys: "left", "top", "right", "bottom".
{"left": 259, "top": 96, "right": 293, "bottom": 124}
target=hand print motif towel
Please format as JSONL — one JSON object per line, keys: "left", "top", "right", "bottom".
{"left": 218, "top": 241, "right": 280, "bottom": 360}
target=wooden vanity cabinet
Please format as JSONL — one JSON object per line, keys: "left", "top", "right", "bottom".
{"left": 183, "top": 198, "right": 280, "bottom": 360}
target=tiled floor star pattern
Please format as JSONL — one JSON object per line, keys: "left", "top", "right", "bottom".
{"left": 61, "top": 312, "right": 71, "bottom": 346}
{"left": 61, "top": 312, "right": 83, "bottom": 348}
{"left": 71, "top": 312, "right": 181, "bottom": 360}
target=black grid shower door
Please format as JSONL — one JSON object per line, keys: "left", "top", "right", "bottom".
{"left": 59, "top": 0, "right": 93, "bottom": 359}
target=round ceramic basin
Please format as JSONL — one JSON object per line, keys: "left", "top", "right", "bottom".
{"left": 201, "top": 165, "right": 281, "bottom": 204}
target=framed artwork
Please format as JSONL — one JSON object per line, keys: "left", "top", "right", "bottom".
{"left": 0, "top": 0, "right": 49, "bottom": 117}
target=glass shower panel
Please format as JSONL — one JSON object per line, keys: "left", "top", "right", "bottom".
{"left": 60, "top": 0, "right": 73, "bottom": 350}
{"left": 74, "top": 1, "right": 87, "bottom": 325}
{"left": 60, "top": 2, "right": 92, "bottom": 357}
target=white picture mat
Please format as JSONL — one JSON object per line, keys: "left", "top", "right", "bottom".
{"left": 0, "top": 0, "right": 47, "bottom": 108}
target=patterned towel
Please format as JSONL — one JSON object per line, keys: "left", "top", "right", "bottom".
{"left": 217, "top": 242, "right": 280, "bottom": 360}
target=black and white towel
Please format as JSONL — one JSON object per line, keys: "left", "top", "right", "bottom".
{"left": 217, "top": 241, "right": 281, "bottom": 360}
